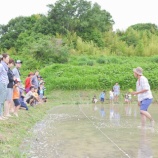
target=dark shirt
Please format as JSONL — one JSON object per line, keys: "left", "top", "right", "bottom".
{"left": 7, "top": 68, "right": 14, "bottom": 88}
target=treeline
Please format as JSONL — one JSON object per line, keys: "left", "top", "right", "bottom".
{"left": 1, "top": 0, "right": 158, "bottom": 70}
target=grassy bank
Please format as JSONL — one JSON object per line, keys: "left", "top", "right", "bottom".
{"left": 0, "top": 94, "right": 56, "bottom": 158}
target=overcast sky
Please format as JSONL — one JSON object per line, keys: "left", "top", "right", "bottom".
{"left": 0, "top": 0, "right": 158, "bottom": 31}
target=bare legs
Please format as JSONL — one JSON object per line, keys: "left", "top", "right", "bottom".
{"left": 140, "top": 110, "right": 154, "bottom": 127}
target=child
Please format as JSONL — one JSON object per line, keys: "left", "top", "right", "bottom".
{"left": 33, "top": 88, "right": 40, "bottom": 104}
{"left": 24, "top": 86, "right": 37, "bottom": 106}
{"left": 124, "top": 92, "right": 129, "bottom": 103}
{"left": 109, "top": 89, "right": 114, "bottom": 104}
{"left": 19, "top": 87, "right": 28, "bottom": 110}
{"left": 92, "top": 95, "right": 98, "bottom": 111}
{"left": 13, "top": 79, "right": 21, "bottom": 117}
{"left": 100, "top": 91, "right": 105, "bottom": 103}
{"left": 92, "top": 95, "right": 98, "bottom": 104}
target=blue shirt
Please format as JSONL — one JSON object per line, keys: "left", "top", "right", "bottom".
{"left": 100, "top": 92, "right": 105, "bottom": 99}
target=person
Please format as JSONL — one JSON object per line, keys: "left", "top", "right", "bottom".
{"left": 24, "top": 86, "right": 37, "bottom": 106}
{"left": 92, "top": 95, "right": 98, "bottom": 111}
{"left": 33, "top": 88, "right": 40, "bottom": 104}
{"left": 100, "top": 91, "right": 105, "bottom": 104}
{"left": 124, "top": 92, "right": 129, "bottom": 104}
{"left": 109, "top": 89, "right": 114, "bottom": 105}
{"left": 4, "top": 59, "right": 15, "bottom": 117}
{"left": 13, "top": 78, "right": 21, "bottom": 117}
{"left": 12, "top": 60, "right": 22, "bottom": 80}
{"left": 113, "top": 83, "right": 120, "bottom": 103}
{"left": 0, "top": 53, "right": 10, "bottom": 120}
{"left": 132, "top": 67, "right": 154, "bottom": 128}
{"left": 124, "top": 92, "right": 131, "bottom": 116}
{"left": 31, "top": 71, "right": 39, "bottom": 89}
{"left": 19, "top": 87, "right": 28, "bottom": 110}
{"left": 92, "top": 95, "right": 98, "bottom": 104}
{"left": 25, "top": 72, "right": 34, "bottom": 93}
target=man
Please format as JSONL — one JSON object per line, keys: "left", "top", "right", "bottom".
{"left": 31, "top": 71, "right": 39, "bottom": 89}
{"left": 113, "top": 83, "right": 120, "bottom": 102}
{"left": 12, "top": 60, "right": 22, "bottom": 80}
{"left": 132, "top": 67, "right": 154, "bottom": 128}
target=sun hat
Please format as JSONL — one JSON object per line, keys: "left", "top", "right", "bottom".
{"left": 15, "top": 60, "right": 22, "bottom": 64}
{"left": 133, "top": 67, "right": 143, "bottom": 75}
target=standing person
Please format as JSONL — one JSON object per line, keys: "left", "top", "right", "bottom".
{"left": 25, "top": 72, "right": 34, "bottom": 93}
{"left": 12, "top": 60, "right": 22, "bottom": 80}
{"left": 0, "top": 53, "right": 10, "bottom": 120}
{"left": 132, "top": 67, "right": 154, "bottom": 128}
{"left": 31, "top": 71, "right": 39, "bottom": 89}
{"left": 113, "top": 83, "right": 120, "bottom": 103}
{"left": 109, "top": 89, "right": 114, "bottom": 105}
{"left": 13, "top": 78, "right": 21, "bottom": 117}
{"left": 4, "top": 59, "right": 15, "bottom": 117}
{"left": 100, "top": 91, "right": 105, "bottom": 104}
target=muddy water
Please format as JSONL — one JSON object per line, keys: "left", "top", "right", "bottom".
{"left": 21, "top": 102, "right": 158, "bottom": 158}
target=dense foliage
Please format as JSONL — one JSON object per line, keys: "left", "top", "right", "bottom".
{"left": 40, "top": 56, "right": 158, "bottom": 91}
{"left": 1, "top": 0, "right": 158, "bottom": 91}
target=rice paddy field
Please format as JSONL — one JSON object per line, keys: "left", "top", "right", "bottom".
{"left": 20, "top": 90, "right": 158, "bottom": 158}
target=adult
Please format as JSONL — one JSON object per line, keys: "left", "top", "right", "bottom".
{"left": 113, "top": 83, "right": 120, "bottom": 103}
{"left": 25, "top": 72, "right": 34, "bottom": 93}
{"left": 12, "top": 60, "right": 22, "bottom": 80}
{"left": 132, "top": 67, "right": 154, "bottom": 128}
{"left": 4, "top": 59, "right": 15, "bottom": 117}
{"left": 0, "top": 53, "right": 9, "bottom": 120}
{"left": 31, "top": 71, "right": 39, "bottom": 89}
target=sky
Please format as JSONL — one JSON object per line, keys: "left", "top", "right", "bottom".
{"left": 0, "top": 0, "right": 158, "bottom": 31}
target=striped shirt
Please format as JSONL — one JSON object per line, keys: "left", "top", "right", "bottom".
{"left": 136, "top": 76, "right": 153, "bottom": 102}
{"left": 0, "top": 61, "right": 9, "bottom": 85}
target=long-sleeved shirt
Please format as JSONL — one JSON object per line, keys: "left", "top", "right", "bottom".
{"left": 0, "top": 61, "right": 9, "bottom": 85}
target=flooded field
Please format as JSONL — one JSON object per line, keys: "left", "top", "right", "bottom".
{"left": 21, "top": 91, "right": 158, "bottom": 158}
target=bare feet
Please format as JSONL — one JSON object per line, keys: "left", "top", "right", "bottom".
{"left": 13, "top": 113, "right": 18, "bottom": 117}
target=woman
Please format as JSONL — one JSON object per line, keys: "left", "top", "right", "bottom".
{"left": 4, "top": 59, "right": 15, "bottom": 117}
{"left": 0, "top": 53, "right": 9, "bottom": 120}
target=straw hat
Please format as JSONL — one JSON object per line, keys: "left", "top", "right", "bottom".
{"left": 133, "top": 67, "right": 143, "bottom": 75}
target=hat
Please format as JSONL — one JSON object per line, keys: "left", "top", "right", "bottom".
{"left": 15, "top": 60, "right": 22, "bottom": 64}
{"left": 133, "top": 67, "right": 143, "bottom": 75}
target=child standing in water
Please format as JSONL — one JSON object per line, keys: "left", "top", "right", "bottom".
{"left": 100, "top": 91, "right": 105, "bottom": 104}
{"left": 109, "top": 89, "right": 114, "bottom": 105}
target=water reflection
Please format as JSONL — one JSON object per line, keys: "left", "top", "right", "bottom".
{"left": 109, "top": 105, "right": 120, "bottom": 126}
{"left": 137, "top": 128, "right": 153, "bottom": 158}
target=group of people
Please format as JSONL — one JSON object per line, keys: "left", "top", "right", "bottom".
{"left": 92, "top": 68, "right": 155, "bottom": 128}
{"left": 92, "top": 82, "right": 120, "bottom": 105}
{"left": 0, "top": 53, "right": 47, "bottom": 120}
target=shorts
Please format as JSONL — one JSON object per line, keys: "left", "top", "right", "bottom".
{"left": 13, "top": 99, "right": 21, "bottom": 106}
{"left": 6, "top": 88, "right": 13, "bottom": 101}
{"left": 114, "top": 92, "right": 119, "bottom": 96}
{"left": 110, "top": 96, "right": 114, "bottom": 100}
{"left": 140, "top": 98, "right": 152, "bottom": 111}
{"left": 100, "top": 98, "right": 104, "bottom": 102}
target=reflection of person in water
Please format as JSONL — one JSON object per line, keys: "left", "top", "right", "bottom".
{"left": 137, "top": 129, "right": 153, "bottom": 158}
{"left": 100, "top": 106, "right": 105, "bottom": 117}
{"left": 110, "top": 105, "right": 120, "bottom": 125}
